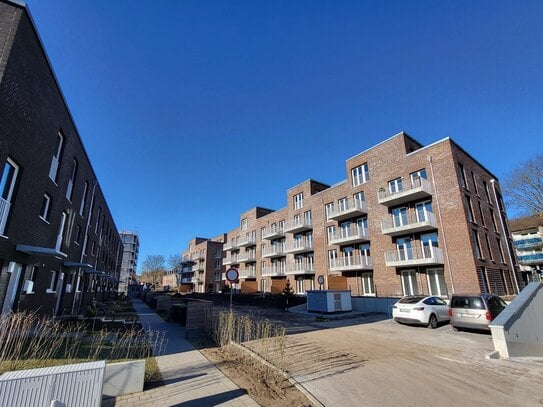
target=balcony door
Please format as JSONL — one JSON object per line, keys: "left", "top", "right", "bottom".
{"left": 397, "top": 237, "right": 413, "bottom": 261}
{"left": 341, "top": 221, "right": 351, "bottom": 238}
{"left": 389, "top": 177, "right": 403, "bottom": 194}
{"left": 392, "top": 207, "right": 408, "bottom": 227}
{"left": 421, "top": 233, "right": 438, "bottom": 258}
{"left": 0, "top": 159, "right": 19, "bottom": 235}
{"left": 416, "top": 201, "right": 433, "bottom": 222}
{"left": 343, "top": 246, "right": 354, "bottom": 266}
{"left": 401, "top": 270, "right": 419, "bottom": 295}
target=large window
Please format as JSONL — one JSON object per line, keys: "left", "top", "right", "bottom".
{"left": 416, "top": 201, "right": 433, "bottom": 222}
{"left": 421, "top": 233, "right": 439, "bottom": 258}
{"left": 55, "top": 212, "right": 68, "bottom": 252}
{"left": 353, "top": 191, "right": 365, "bottom": 208}
{"left": 327, "top": 226, "right": 336, "bottom": 244}
{"left": 392, "top": 207, "right": 408, "bottom": 227}
{"left": 47, "top": 270, "right": 58, "bottom": 293}
{"left": 294, "top": 192, "right": 304, "bottom": 210}
{"left": 39, "top": 194, "right": 52, "bottom": 222}
{"left": 241, "top": 218, "right": 247, "bottom": 231}
{"left": 49, "top": 131, "right": 64, "bottom": 183}
{"left": 459, "top": 163, "right": 467, "bottom": 189}
{"left": 401, "top": 270, "right": 419, "bottom": 295}
{"left": 427, "top": 268, "right": 447, "bottom": 297}
{"left": 325, "top": 202, "right": 334, "bottom": 220}
{"left": 410, "top": 169, "right": 427, "bottom": 185}
{"left": 66, "top": 159, "right": 78, "bottom": 201}
{"left": 352, "top": 163, "right": 369, "bottom": 186}
{"left": 397, "top": 237, "right": 413, "bottom": 261}
{"left": 388, "top": 177, "right": 403, "bottom": 194}
{"left": 466, "top": 195, "right": 475, "bottom": 223}
{"left": 361, "top": 272, "right": 375, "bottom": 295}
{"left": 472, "top": 230, "right": 482, "bottom": 258}
{"left": 0, "top": 158, "right": 20, "bottom": 235}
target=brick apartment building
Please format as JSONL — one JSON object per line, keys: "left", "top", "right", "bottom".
{"left": 509, "top": 214, "right": 543, "bottom": 282}
{"left": 179, "top": 236, "right": 226, "bottom": 293}
{"left": 216, "top": 132, "right": 520, "bottom": 298}
{"left": 0, "top": 0, "right": 122, "bottom": 316}
{"left": 119, "top": 231, "right": 139, "bottom": 293}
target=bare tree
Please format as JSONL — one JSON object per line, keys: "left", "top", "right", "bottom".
{"left": 503, "top": 154, "right": 543, "bottom": 216}
{"left": 140, "top": 255, "right": 166, "bottom": 287}
{"left": 168, "top": 254, "right": 182, "bottom": 271}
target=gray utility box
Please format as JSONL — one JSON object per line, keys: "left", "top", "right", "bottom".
{"left": 307, "top": 290, "right": 352, "bottom": 313}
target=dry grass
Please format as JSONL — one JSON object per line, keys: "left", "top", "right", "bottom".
{"left": 0, "top": 311, "right": 165, "bottom": 377}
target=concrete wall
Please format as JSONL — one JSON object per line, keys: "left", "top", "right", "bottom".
{"left": 352, "top": 296, "right": 398, "bottom": 315}
{"left": 490, "top": 282, "right": 543, "bottom": 358}
{"left": 103, "top": 360, "right": 145, "bottom": 397}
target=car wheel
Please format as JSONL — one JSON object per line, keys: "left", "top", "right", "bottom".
{"left": 428, "top": 314, "right": 438, "bottom": 329}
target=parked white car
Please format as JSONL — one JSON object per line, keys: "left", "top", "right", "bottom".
{"left": 392, "top": 295, "right": 450, "bottom": 329}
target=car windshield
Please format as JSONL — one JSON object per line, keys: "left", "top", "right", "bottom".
{"left": 399, "top": 296, "right": 425, "bottom": 304}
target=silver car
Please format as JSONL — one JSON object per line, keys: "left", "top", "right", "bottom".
{"left": 449, "top": 293, "right": 507, "bottom": 331}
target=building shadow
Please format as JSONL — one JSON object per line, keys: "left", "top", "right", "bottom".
{"left": 170, "top": 388, "right": 249, "bottom": 406}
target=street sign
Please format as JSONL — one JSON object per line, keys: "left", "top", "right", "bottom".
{"left": 226, "top": 268, "right": 239, "bottom": 282}
{"left": 317, "top": 275, "right": 325, "bottom": 285}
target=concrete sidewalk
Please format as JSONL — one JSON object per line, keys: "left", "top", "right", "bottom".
{"left": 102, "top": 298, "right": 258, "bottom": 407}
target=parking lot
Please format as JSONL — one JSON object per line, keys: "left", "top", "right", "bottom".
{"left": 245, "top": 310, "right": 543, "bottom": 406}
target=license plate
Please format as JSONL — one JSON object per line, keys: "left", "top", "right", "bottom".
{"left": 460, "top": 313, "right": 475, "bottom": 318}
{"left": 400, "top": 309, "right": 410, "bottom": 313}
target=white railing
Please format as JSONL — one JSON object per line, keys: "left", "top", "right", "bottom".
{"left": 329, "top": 225, "right": 369, "bottom": 244}
{"left": 238, "top": 236, "right": 257, "bottom": 246}
{"left": 330, "top": 255, "right": 372, "bottom": 271}
{"left": 286, "top": 263, "right": 315, "bottom": 274}
{"left": 0, "top": 198, "right": 10, "bottom": 235}
{"left": 238, "top": 252, "right": 256, "bottom": 262}
{"left": 239, "top": 269, "right": 257, "bottom": 279}
{"left": 262, "top": 245, "right": 285, "bottom": 257}
{"left": 262, "top": 266, "right": 285, "bottom": 277}
{"left": 384, "top": 246, "right": 443, "bottom": 266}
{"left": 285, "top": 240, "right": 313, "bottom": 253}
{"left": 223, "top": 240, "right": 238, "bottom": 251}
{"left": 262, "top": 226, "right": 285, "bottom": 239}
{"left": 191, "top": 276, "right": 203, "bottom": 284}
{"left": 327, "top": 199, "right": 367, "bottom": 219}
{"left": 381, "top": 212, "right": 437, "bottom": 234}
{"left": 223, "top": 255, "right": 239, "bottom": 265}
{"left": 378, "top": 177, "right": 433, "bottom": 202}
{"left": 284, "top": 218, "right": 312, "bottom": 232}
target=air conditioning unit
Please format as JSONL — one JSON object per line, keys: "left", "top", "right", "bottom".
{"left": 23, "top": 280, "right": 34, "bottom": 294}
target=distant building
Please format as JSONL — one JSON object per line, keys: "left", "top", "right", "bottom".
{"left": 180, "top": 235, "right": 226, "bottom": 293}
{"left": 509, "top": 214, "right": 543, "bottom": 283}
{"left": 184, "top": 132, "right": 520, "bottom": 298}
{"left": 119, "top": 231, "right": 139, "bottom": 293}
{"left": 162, "top": 270, "right": 177, "bottom": 290}
{"left": 0, "top": 0, "right": 122, "bottom": 315}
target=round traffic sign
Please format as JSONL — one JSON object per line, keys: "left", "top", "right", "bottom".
{"left": 226, "top": 268, "right": 239, "bottom": 282}
{"left": 317, "top": 275, "right": 325, "bottom": 285}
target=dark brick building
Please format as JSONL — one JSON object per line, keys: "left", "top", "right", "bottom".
{"left": 0, "top": 0, "right": 122, "bottom": 316}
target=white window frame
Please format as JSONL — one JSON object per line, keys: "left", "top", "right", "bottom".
{"left": 389, "top": 177, "right": 403, "bottom": 194}
{"left": 241, "top": 218, "right": 247, "bottom": 231}
{"left": 39, "top": 193, "right": 52, "bottom": 222}
{"left": 410, "top": 169, "right": 427, "bottom": 185}
{"left": 55, "top": 211, "right": 67, "bottom": 252}
{"left": 0, "top": 158, "right": 20, "bottom": 235}
{"left": 401, "top": 270, "right": 419, "bottom": 296}
{"left": 49, "top": 131, "right": 64, "bottom": 183}
{"left": 327, "top": 226, "right": 336, "bottom": 244}
{"left": 427, "top": 268, "right": 447, "bottom": 297}
{"left": 351, "top": 163, "right": 369, "bottom": 186}
{"left": 361, "top": 272, "right": 375, "bottom": 296}
{"left": 294, "top": 192, "right": 304, "bottom": 210}
{"left": 416, "top": 201, "right": 433, "bottom": 222}
{"left": 66, "top": 159, "right": 77, "bottom": 201}
{"left": 325, "top": 203, "right": 334, "bottom": 220}
{"left": 79, "top": 181, "right": 88, "bottom": 217}
{"left": 47, "top": 270, "right": 58, "bottom": 293}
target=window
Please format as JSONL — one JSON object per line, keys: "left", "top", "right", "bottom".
{"left": 485, "top": 234, "right": 493, "bottom": 261}
{"left": 401, "top": 270, "right": 419, "bottom": 295}
{"left": 410, "top": 169, "right": 427, "bottom": 185}
{"left": 352, "top": 163, "right": 369, "bottom": 186}
{"left": 327, "top": 226, "right": 336, "bottom": 244}
{"left": 392, "top": 207, "right": 408, "bottom": 227}
{"left": 74, "top": 224, "right": 81, "bottom": 245}
{"left": 55, "top": 211, "right": 67, "bottom": 252}
{"left": 48, "top": 131, "right": 64, "bottom": 183}
{"left": 241, "top": 218, "right": 247, "bottom": 231}
{"left": 396, "top": 237, "right": 413, "bottom": 261}
{"left": 421, "top": 233, "right": 439, "bottom": 258}
{"left": 338, "top": 197, "right": 348, "bottom": 212}
{"left": 91, "top": 240, "right": 96, "bottom": 256}
{"left": 466, "top": 195, "right": 475, "bottom": 223}
{"left": 361, "top": 272, "right": 375, "bottom": 296}
{"left": 24, "top": 265, "right": 38, "bottom": 294}
{"left": 328, "top": 249, "right": 337, "bottom": 267}
{"left": 490, "top": 209, "right": 498, "bottom": 231}
{"left": 497, "top": 238, "right": 505, "bottom": 263}
{"left": 39, "top": 194, "right": 52, "bottom": 222}
{"left": 260, "top": 227, "right": 265, "bottom": 240}
{"left": 95, "top": 207, "right": 101, "bottom": 233}
{"left": 459, "top": 163, "right": 467, "bottom": 189}
{"left": 295, "top": 277, "right": 305, "bottom": 295}
{"left": 47, "top": 270, "right": 58, "bottom": 293}
{"left": 478, "top": 202, "right": 485, "bottom": 227}
{"left": 66, "top": 159, "right": 78, "bottom": 201}
{"left": 388, "top": 177, "right": 403, "bottom": 194}
{"left": 304, "top": 210, "right": 312, "bottom": 225}
{"left": 472, "top": 230, "right": 482, "bottom": 258}
{"left": 483, "top": 180, "right": 491, "bottom": 202}
{"left": 278, "top": 220, "right": 285, "bottom": 231}
{"left": 353, "top": 191, "right": 365, "bottom": 208}
{"left": 471, "top": 172, "right": 478, "bottom": 195}
{"left": 416, "top": 201, "right": 433, "bottom": 222}
{"left": 294, "top": 192, "right": 304, "bottom": 210}
{"left": 325, "top": 202, "right": 334, "bottom": 220}
{"left": 0, "top": 158, "right": 20, "bottom": 235}
{"left": 427, "top": 269, "right": 448, "bottom": 296}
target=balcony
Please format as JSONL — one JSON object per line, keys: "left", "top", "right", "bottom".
{"left": 223, "top": 241, "right": 238, "bottom": 251}
{"left": 191, "top": 276, "right": 203, "bottom": 284}
{"left": 238, "top": 236, "right": 257, "bottom": 247}
{"left": 181, "top": 266, "right": 193, "bottom": 274}
{"left": 329, "top": 225, "right": 370, "bottom": 245}
{"left": 517, "top": 253, "right": 543, "bottom": 264}
{"left": 330, "top": 255, "right": 372, "bottom": 272}
{"left": 238, "top": 252, "right": 257, "bottom": 262}
{"left": 223, "top": 255, "right": 240, "bottom": 265}
{"left": 514, "top": 238, "right": 543, "bottom": 250}
{"left": 262, "top": 246, "right": 286, "bottom": 258}
{"left": 384, "top": 247, "right": 444, "bottom": 267}
{"left": 191, "top": 253, "right": 205, "bottom": 261}
{"left": 221, "top": 273, "right": 227, "bottom": 281}
{"left": 286, "top": 263, "right": 315, "bottom": 275}
{"left": 327, "top": 199, "right": 367, "bottom": 221}
{"left": 239, "top": 269, "right": 257, "bottom": 279}
{"left": 262, "top": 266, "right": 286, "bottom": 277}
{"left": 180, "top": 277, "right": 192, "bottom": 284}
{"left": 285, "top": 241, "right": 314, "bottom": 254}
{"left": 180, "top": 256, "right": 194, "bottom": 265}
{"left": 381, "top": 212, "right": 437, "bottom": 236}
{"left": 0, "top": 198, "right": 11, "bottom": 235}
{"left": 192, "top": 262, "right": 204, "bottom": 272}
{"left": 378, "top": 177, "right": 433, "bottom": 206}
{"left": 262, "top": 227, "right": 285, "bottom": 240}
{"left": 284, "top": 218, "right": 312, "bottom": 233}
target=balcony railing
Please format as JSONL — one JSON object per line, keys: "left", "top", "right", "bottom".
{"left": 284, "top": 218, "right": 313, "bottom": 233}
{"left": 192, "top": 263, "right": 204, "bottom": 272}
{"left": 329, "top": 225, "right": 370, "bottom": 245}
{"left": 378, "top": 177, "right": 433, "bottom": 206}
{"left": 262, "top": 245, "right": 286, "bottom": 258}
{"left": 239, "top": 269, "right": 257, "bottom": 279}
{"left": 381, "top": 212, "right": 437, "bottom": 236}
{"left": 238, "top": 252, "right": 257, "bottom": 262}
{"left": 191, "top": 253, "right": 205, "bottom": 261}
{"left": 327, "top": 199, "right": 367, "bottom": 221}
{"left": 0, "top": 198, "right": 11, "bottom": 235}
{"left": 261, "top": 266, "right": 286, "bottom": 277}
{"left": 191, "top": 276, "right": 203, "bottom": 284}
{"left": 286, "top": 263, "right": 315, "bottom": 275}
{"left": 180, "top": 257, "right": 194, "bottom": 265}
{"left": 180, "top": 277, "right": 192, "bottom": 284}
{"left": 514, "top": 238, "right": 543, "bottom": 250}
{"left": 262, "top": 227, "right": 285, "bottom": 240}
{"left": 330, "top": 255, "right": 372, "bottom": 272}
{"left": 384, "top": 246, "right": 443, "bottom": 267}
{"left": 223, "top": 255, "right": 240, "bottom": 265}
{"left": 285, "top": 240, "right": 314, "bottom": 254}
{"left": 223, "top": 241, "right": 238, "bottom": 251}
{"left": 238, "top": 236, "right": 257, "bottom": 247}
{"left": 517, "top": 253, "right": 543, "bottom": 264}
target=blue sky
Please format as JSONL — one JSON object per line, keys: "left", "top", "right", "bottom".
{"left": 25, "top": 0, "right": 542, "bottom": 272}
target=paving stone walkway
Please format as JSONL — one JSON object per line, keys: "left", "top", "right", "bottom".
{"left": 102, "top": 298, "right": 259, "bottom": 407}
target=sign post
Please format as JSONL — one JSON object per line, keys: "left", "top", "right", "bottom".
{"left": 225, "top": 268, "right": 239, "bottom": 309}
{"left": 317, "top": 275, "right": 325, "bottom": 290}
